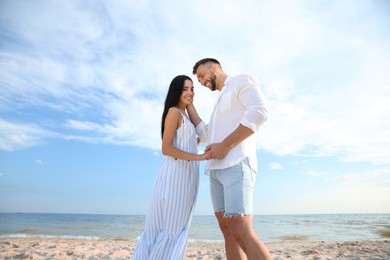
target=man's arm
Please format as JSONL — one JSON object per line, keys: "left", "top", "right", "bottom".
{"left": 206, "top": 75, "right": 268, "bottom": 159}
{"left": 187, "top": 103, "right": 208, "bottom": 143}
{"left": 205, "top": 124, "right": 254, "bottom": 159}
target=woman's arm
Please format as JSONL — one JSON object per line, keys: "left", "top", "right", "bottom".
{"left": 186, "top": 104, "right": 202, "bottom": 127}
{"left": 161, "top": 107, "right": 207, "bottom": 161}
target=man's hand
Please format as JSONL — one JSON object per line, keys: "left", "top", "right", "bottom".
{"left": 205, "top": 142, "right": 229, "bottom": 160}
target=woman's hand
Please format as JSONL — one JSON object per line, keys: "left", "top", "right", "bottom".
{"left": 198, "top": 151, "right": 211, "bottom": 161}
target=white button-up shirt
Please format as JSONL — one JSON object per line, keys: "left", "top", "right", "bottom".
{"left": 196, "top": 74, "right": 268, "bottom": 175}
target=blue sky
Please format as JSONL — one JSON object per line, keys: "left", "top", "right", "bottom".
{"left": 1, "top": 0, "right": 389, "bottom": 215}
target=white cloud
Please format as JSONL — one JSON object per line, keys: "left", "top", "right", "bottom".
{"left": 329, "top": 169, "right": 390, "bottom": 182}
{"left": 35, "top": 159, "right": 45, "bottom": 165}
{"left": 305, "top": 170, "right": 326, "bottom": 177}
{"left": 268, "top": 162, "right": 284, "bottom": 170}
{"left": 65, "top": 120, "right": 103, "bottom": 132}
{"left": 0, "top": 0, "right": 389, "bottom": 167}
{"left": 257, "top": 21, "right": 390, "bottom": 164}
{"left": 0, "top": 120, "right": 54, "bottom": 151}
{"left": 277, "top": 184, "right": 390, "bottom": 214}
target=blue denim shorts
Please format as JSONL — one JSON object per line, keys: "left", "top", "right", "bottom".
{"left": 209, "top": 157, "right": 257, "bottom": 217}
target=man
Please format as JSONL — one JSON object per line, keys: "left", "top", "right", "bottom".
{"left": 187, "top": 58, "right": 272, "bottom": 259}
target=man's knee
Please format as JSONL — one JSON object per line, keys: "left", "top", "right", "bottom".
{"left": 215, "top": 211, "right": 230, "bottom": 236}
{"left": 225, "top": 216, "right": 250, "bottom": 237}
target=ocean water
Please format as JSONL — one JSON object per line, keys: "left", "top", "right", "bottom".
{"left": 0, "top": 213, "right": 389, "bottom": 242}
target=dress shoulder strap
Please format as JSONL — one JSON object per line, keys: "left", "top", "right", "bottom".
{"left": 171, "top": 107, "right": 187, "bottom": 119}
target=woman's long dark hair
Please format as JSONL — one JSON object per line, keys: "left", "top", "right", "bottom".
{"left": 161, "top": 75, "right": 192, "bottom": 138}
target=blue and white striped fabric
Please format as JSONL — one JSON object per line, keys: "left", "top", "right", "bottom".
{"left": 132, "top": 110, "right": 199, "bottom": 260}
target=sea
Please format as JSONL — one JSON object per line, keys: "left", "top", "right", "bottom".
{"left": 0, "top": 213, "right": 389, "bottom": 243}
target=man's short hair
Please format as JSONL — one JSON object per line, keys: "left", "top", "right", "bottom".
{"left": 192, "top": 58, "right": 220, "bottom": 75}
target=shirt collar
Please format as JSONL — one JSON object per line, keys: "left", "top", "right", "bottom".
{"left": 220, "top": 75, "right": 231, "bottom": 95}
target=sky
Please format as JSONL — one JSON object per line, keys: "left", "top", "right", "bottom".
{"left": 0, "top": 0, "right": 389, "bottom": 216}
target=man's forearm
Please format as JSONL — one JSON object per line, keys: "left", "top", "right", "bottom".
{"left": 221, "top": 124, "right": 254, "bottom": 150}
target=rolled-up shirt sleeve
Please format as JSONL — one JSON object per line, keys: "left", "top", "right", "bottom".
{"left": 195, "top": 121, "right": 208, "bottom": 143}
{"left": 238, "top": 75, "right": 268, "bottom": 133}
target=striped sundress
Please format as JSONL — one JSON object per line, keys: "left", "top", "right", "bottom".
{"left": 132, "top": 109, "right": 200, "bottom": 260}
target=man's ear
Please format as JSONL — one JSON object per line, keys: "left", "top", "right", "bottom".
{"left": 211, "top": 63, "right": 218, "bottom": 74}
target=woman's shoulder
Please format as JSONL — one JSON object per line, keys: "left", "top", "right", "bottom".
{"left": 168, "top": 106, "right": 182, "bottom": 115}
{"left": 166, "top": 107, "right": 184, "bottom": 129}
{"left": 166, "top": 107, "right": 183, "bottom": 120}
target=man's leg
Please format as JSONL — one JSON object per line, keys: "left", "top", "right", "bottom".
{"left": 210, "top": 170, "right": 246, "bottom": 258}
{"left": 215, "top": 211, "right": 246, "bottom": 259}
{"left": 224, "top": 215, "right": 272, "bottom": 260}
{"left": 216, "top": 158, "right": 272, "bottom": 259}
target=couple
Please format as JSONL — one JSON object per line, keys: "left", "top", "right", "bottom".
{"left": 132, "top": 58, "right": 272, "bottom": 260}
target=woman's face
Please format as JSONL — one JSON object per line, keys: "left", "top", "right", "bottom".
{"left": 178, "top": 79, "right": 194, "bottom": 108}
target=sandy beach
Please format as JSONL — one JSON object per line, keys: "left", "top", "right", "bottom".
{"left": 1, "top": 238, "right": 389, "bottom": 259}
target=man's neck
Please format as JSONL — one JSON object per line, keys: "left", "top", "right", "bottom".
{"left": 217, "top": 73, "right": 228, "bottom": 91}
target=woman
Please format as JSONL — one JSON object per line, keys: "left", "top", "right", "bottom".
{"left": 132, "top": 75, "right": 208, "bottom": 260}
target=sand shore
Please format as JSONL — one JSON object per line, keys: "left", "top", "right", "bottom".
{"left": 1, "top": 238, "right": 389, "bottom": 259}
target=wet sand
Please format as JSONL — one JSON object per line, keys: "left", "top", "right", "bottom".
{"left": 1, "top": 238, "right": 389, "bottom": 259}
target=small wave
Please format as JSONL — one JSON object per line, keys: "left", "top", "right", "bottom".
{"left": 0, "top": 234, "right": 101, "bottom": 240}
{"left": 377, "top": 229, "right": 390, "bottom": 238}
{"left": 278, "top": 235, "right": 309, "bottom": 241}
{"left": 20, "top": 227, "right": 39, "bottom": 233}
{"left": 112, "top": 237, "right": 129, "bottom": 241}
{"left": 188, "top": 239, "right": 224, "bottom": 243}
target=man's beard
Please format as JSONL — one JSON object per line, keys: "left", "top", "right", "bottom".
{"left": 209, "top": 73, "right": 217, "bottom": 91}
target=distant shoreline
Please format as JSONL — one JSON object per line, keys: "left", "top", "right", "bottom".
{"left": 1, "top": 234, "right": 390, "bottom": 243}
{"left": 1, "top": 213, "right": 389, "bottom": 242}
{"left": 2, "top": 212, "right": 390, "bottom": 215}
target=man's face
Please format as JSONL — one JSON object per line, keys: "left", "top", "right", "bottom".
{"left": 196, "top": 64, "right": 217, "bottom": 91}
